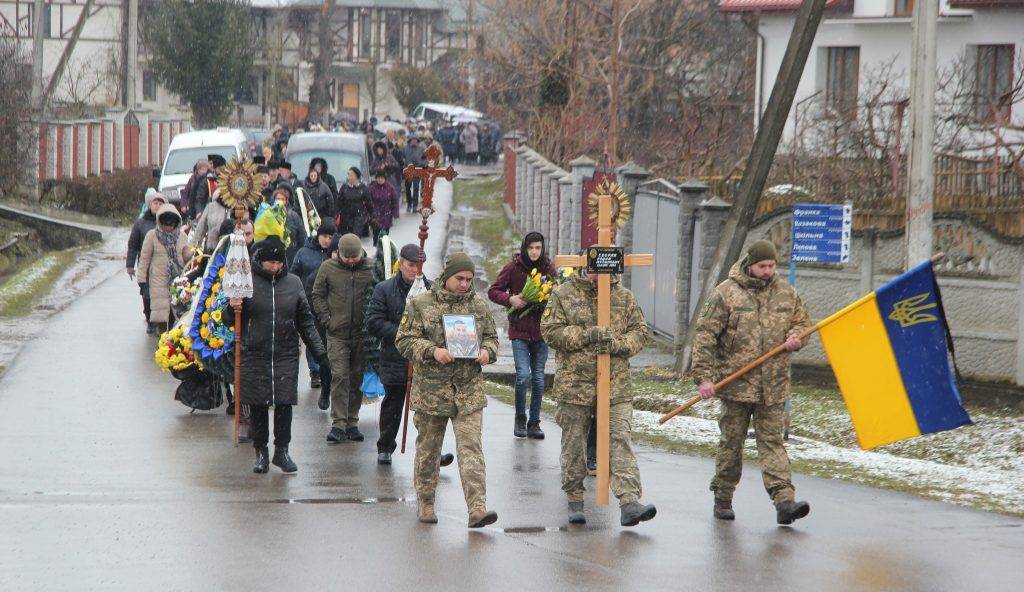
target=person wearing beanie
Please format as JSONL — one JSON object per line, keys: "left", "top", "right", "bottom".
{"left": 290, "top": 219, "right": 337, "bottom": 403}
{"left": 540, "top": 246, "right": 656, "bottom": 528}
{"left": 311, "top": 233, "right": 375, "bottom": 442}
{"left": 395, "top": 252, "right": 500, "bottom": 528}
{"left": 230, "top": 235, "right": 329, "bottom": 474}
{"left": 691, "top": 239, "right": 812, "bottom": 525}
{"left": 488, "top": 231, "right": 557, "bottom": 440}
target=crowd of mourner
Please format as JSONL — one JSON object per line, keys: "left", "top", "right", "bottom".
{"left": 124, "top": 118, "right": 812, "bottom": 529}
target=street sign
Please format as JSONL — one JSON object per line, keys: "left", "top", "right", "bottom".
{"left": 791, "top": 203, "right": 852, "bottom": 263}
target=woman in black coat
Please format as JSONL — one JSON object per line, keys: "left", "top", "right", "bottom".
{"left": 337, "top": 166, "right": 375, "bottom": 237}
{"left": 230, "top": 236, "right": 328, "bottom": 474}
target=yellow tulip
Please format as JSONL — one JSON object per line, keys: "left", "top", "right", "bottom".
{"left": 201, "top": 312, "right": 210, "bottom": 323}
{"left": 218, "top": 268, "right": 226, "bottom": 278}
{"left": 212, "top": 283, "right": 221, "bottom": 293}
{"left": 200, "top": 327, "right": 210, "bottom": 339}
{"left": 205, "top": 297, "right": 214, "bottom": 308}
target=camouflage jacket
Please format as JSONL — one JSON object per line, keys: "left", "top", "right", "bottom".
{"left": 394, "top": 285, "right": 499, "bottom": 417}
{"left": 541, "top": 276, "right": 648, "bottom": 406}
{"left": 692, "top": 260, "right": 811, "bottom": 405}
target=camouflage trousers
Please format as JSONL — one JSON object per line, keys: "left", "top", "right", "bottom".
{"left": 556, "top": 401, "right": 641, "bottom": 506}
{"left": 327, "top": 336, "right": 365, "bottom": 429}
{"left": 413, "top": 409, "right": 486, "bottom": 512}
{"left": 711, "top": 399, "right": 794, "bottom": 503}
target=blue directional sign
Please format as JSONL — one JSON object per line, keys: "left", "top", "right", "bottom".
{"left": 791, "top": 203, "right": 852, "bottom": 263}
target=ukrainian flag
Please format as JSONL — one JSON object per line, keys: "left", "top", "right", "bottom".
{"left": 818, "top": 260, "right": 972, "bottom": 449}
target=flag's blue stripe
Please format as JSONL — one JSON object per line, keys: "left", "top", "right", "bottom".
{"left": 874, "top": 261, "right": 972, "bottom": 434}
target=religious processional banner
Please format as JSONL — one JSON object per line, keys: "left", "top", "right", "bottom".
{"left": 817, "top": 260, "right": 972, "bottom": 449}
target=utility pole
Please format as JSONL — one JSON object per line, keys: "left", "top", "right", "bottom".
{"left": 678, "top": 0, "right": 828, "bottom": 373}
{"left": 126, "top": 0, "right": 139, "bottom": 109}
{"left": 31, "top": 0, "right": 45, "bottom": 108}
{"left": 30, "top": 0, "right": 45, "bottom": 199}
{"left": 607, "top": 0, "right": 621, "bottom": 164}
{"left": 905, "top": 0, "right": 938, "bottom": 268}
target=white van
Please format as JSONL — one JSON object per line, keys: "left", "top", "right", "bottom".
{"left": 409, "top": 102, "right": 483, "bottom": 126}
{"left": 156, "top": 128, "right": 247, "bottom": 204}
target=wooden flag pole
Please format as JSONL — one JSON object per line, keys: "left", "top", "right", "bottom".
{"left": 659, "top": 252, "right": 947, "bottom": 424}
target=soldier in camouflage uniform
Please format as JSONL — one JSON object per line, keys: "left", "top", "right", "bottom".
{"left": 541, "top": 268, "right": 657, "bottom": 527}
{"left": 692, "top": 240, "right": 812, "bottom": 525}
{"left": 395, "top": 252, "right": 500, "bottom": 528}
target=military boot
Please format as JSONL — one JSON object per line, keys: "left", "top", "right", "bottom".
{"left": 253, "top": 447, "right": 270, "bottom": 474}
{"left": 714, "top": 499, "right": 735, "bottom": 520}
{"left": 526, "top": 420, "right": 545, "bottom": 440}
{"left": 776, "top": 500, "right": 810, "bottom": 525}
{"left": 439, "top": 453, "right": 455, "bottom": 467}
{"left": 620, "top": 501, "right": 657, "bottom": 527}
{"left": 418, "top": 500, "right": 437, "bottom": 524}
{"left": 514, "top": 415, "right": 527, "bottom": 438}
{"left": 468, "top": 509, "right": 498, "bottom": 528}
{"left": 568, "top": 501, "right": 586, "bottom": 525}
{"left": 272, "top": 446, "right": 298, "bottom": 473}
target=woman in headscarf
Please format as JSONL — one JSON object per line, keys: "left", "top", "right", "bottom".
{"left": 486, "top": 231, "right": 557, "bottom": 439}
{"left": 137, "top": 204, "right": 193, "bottom": 335}
{"left": 230, "top": 236, "right": 328, "bottom": 474}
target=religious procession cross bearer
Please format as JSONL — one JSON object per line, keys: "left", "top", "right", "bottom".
{"left": 553, "top": 181, "right": 652, "bottom": 506}
{"left": 398, "top": 142, "right": 458, "bottom": 453}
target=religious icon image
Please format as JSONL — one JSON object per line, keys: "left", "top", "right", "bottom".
{"left": 442, "top": 314, "right": 480, "bottom": 359}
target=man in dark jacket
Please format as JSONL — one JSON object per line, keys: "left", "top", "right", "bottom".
{"left": 127, "top": 191, "right": 167, "bottom": 334}
{"left": 365, "top": 243, "right": 432, "bottom": 463}
{"left": 231, "top": 236, "right": 329, "bottom": 474}
{"left": 291, "top": 220, "right": 337, "bottom": 407}
{"left": 192, "top": 154, "right": 227, "bottom": 217}
{"left": 402, "top": 137, "right": 426, "bottom": 212}
{"left": 179, "top": 159, "right": 208, "bottom": 221}
{"left": 311, "top": 233, "right": 374, "bottom": 443}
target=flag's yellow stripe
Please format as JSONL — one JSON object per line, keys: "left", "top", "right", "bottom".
{"left": 818, "top": 293, "right": 921, "bottom": 449}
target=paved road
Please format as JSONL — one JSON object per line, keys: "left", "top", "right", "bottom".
{"left": 1, "top": 224, "right": 1022, "bottom": 591}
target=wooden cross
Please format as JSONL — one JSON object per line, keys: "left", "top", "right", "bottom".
{"left": 398, "top": 141, "right": 458, "bottom": 454}
{"left": 555, "top": 191, "right": 652, "bottom": 505}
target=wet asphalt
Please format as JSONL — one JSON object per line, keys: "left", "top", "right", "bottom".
{"left": 0, "top": 251, "right": 1022, "bottom": 591}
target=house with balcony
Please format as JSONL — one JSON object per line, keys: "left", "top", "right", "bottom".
{"left": 721, "top": 0, "right": 1024, "bottom": 140}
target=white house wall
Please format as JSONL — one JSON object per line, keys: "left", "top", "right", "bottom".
{"left": 757, "top": 6, "right": 1024, "bottom": 142}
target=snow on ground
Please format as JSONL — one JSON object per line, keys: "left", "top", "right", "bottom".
{"left": 628, "top": 391, "right": 1024, "bottom": 516}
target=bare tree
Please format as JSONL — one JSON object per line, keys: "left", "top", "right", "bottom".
{"left": 0, "top": 38, "right": 35, "bottom": 196}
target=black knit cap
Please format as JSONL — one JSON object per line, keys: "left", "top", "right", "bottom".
{"left": 253, "top": 236, "right": 286, "bottom": 263}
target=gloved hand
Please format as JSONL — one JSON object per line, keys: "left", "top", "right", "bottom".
{"left": 586, "top": 326, "right": 612, "bottom": 345}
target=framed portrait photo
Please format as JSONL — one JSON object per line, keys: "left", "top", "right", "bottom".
{"left": 442, "top": 314, "right": 480, "bottom": 359}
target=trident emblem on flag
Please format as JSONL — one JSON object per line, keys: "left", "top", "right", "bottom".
{"left": 888, "top": 293, "right": 939, "bottom": 328}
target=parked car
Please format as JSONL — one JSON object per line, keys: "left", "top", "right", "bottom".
{"left": 409, "top": 102, "right": 483, "bottom": 126}
{"left": 286, "top": 132, "right": 369, "bottom": 195}
{"left": 155, "top": 128, "right": 248, "bottom": 205}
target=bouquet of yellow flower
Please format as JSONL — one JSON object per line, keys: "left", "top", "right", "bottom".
{"left": 512, "top": 268, "right": 556, "bottom": 318}
{"left": 188, "top": 251, "right": 237, "bottom": 380}
{"left": 154, "top": 324, "right": 203, "bottom": 374}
